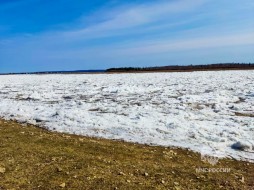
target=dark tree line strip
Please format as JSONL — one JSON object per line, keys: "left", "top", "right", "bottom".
{"left": 106, "top": 63, "right": 254, "bottom": 72}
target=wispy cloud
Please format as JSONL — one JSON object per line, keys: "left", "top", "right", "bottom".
{"left": 1, "top": 0, "right": 208, "bottom": 47}
{"left": 59, "top": 0, "right": 206, "bottom": 40}
{"left": 113, "top": 32, "right": 254, "bottom": 55}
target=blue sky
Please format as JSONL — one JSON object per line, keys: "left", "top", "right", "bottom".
{"left": 0, "top": 0, "right": 254, "bottom": 72}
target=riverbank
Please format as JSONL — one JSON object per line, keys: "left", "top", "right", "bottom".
{"left": 0, "top": 119, "right": 253, "bottom": 189}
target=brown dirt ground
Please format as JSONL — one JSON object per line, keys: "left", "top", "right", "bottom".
{"left": 0, "top": 119, "right": 253, "bottom": 190}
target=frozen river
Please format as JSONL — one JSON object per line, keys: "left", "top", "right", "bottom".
{"left": 0, "top": 70, "right": 253, "bottom": 162}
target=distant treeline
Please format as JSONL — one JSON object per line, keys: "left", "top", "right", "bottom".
{"left": 2, "top": 63, "right": 254, "bottom": 75}
{"left": 1, "top": 70, "right": 105, "bottom": 75}
{"left": 106, "top": 63, "right": 254, "bottom": 72}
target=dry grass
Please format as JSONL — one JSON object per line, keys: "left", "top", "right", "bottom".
{"left": 0, "top": 119, "right": 253, "bottom": 190}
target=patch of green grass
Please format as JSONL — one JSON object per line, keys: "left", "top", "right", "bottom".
{"left": 0, "top": 119, "right": 253, "bottom": 189}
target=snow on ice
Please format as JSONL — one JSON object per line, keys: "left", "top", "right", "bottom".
{"left": 0, "top": 71, "right": 253, "bottom": 162}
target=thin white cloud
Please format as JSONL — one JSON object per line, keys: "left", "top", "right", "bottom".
{"left": 46, "top": 32, "right": 254, "bottom": 58}
{"left": 62, "top": 0, "right": 206, "bottom": 39}
{"left": 113, "top": 32, "right": 254, "bottom": 55}
{"left": 1, "top": 0, "right": 207, "bottom": 45}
